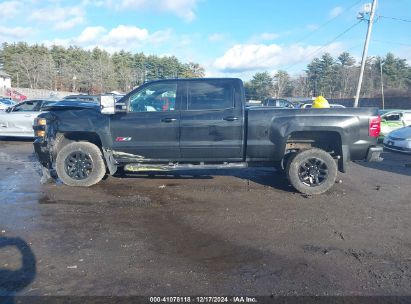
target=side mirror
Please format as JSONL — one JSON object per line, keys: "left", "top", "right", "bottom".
{"left": 100, "top": 95, "right": 116, "bottom": 114}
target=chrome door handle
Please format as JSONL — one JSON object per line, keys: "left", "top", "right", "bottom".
{"left": 223, "top": 116, "right": 239, "bottom": 121}
{"left": 161, "top": 118, "right": 177, "bottom": 123}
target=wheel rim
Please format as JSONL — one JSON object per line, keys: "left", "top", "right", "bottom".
{"left": 64, "top": 151, "right": 93, "bottom": 180}
{"left": 298, "top": 157, "right": 329, "bottom": 187}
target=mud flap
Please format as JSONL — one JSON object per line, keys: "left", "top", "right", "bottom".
{"left": 338, "top": 145, "right": 349, "bottom": 173}
{"left": 102, "top": 148, "right": 118, "bottom": 175}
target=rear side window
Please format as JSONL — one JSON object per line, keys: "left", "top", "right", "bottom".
{"left": 188, "top": 81, "right": 233, "bottom": 110}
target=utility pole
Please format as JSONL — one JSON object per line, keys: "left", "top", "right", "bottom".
{"left": 354, "top": 0, "right": 377, "bottom": 108}
{"left": 380, "top": 58, "right": 385, "bottom": 109}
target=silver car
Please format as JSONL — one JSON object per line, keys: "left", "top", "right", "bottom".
{"left": 0, "top": 99, "right": 56, "bottom": 137}
{"left": 383, "top": 126, "right": 411, "bottom": 154}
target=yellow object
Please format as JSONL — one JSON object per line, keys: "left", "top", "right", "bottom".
{"left": 312, "top": 96, "right": 330, "bottom": 108}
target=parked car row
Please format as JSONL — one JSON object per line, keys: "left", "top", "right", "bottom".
{"left": 246, "top": 98, "right": 347, "bottom": 109}
{"left": 0, "top": 93, "right": 126, "bottom": 138}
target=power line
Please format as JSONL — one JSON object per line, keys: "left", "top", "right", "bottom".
{"left": 379, "top": 16, "right": 411, "bottom": 23}
{"left": 293, "top": 0, "right": 363, "bottom": 44}
{"left": 284, "top": 21, "right": 362, "bottom": 72}
{"left": 372, "top": 39, "right": 411, "bottom": 47}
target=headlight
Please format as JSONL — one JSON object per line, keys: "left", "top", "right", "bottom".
{"left": 36, "top": 118, "right": 47, "bottom": 126}
{"left": 34, "top": 117, "right": 47, "bottom": 138}
{"left": 35, "top": 130, "right": 46, "bottom": 137}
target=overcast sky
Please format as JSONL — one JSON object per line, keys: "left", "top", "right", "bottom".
{"left": 0, "top": 0, "right": 410, "bottom": 79}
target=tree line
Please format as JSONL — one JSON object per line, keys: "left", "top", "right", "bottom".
{"left": 1, "top": 42, "right": 410, "bottom": 100}
{"left": 245, "top": 52, "right": 411, "bottom": 101}
{"left": 0, "top": 42, "right": 205, "bottom": 93}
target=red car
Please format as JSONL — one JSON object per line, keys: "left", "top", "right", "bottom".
{"left": 6, "top": 89, "right": 27, "bottom": 101}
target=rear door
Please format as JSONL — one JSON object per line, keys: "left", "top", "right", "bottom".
{"left": 110, "top": 81, "right": 181, "bottom": 160}
{"left": 180, "top": 80, "right": 244, "bottom": 161}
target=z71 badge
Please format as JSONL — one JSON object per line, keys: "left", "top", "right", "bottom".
{"left": 116, "top": 137, "right": 132, "bottom": 142}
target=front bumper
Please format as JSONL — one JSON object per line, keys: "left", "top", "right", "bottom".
{"left": 383, "top": 143, "right": 411, "bottom": 154}
{"left": 33, "top": 138, "right": 53, "bottom": 168}
{"left": 366, "top": 146, "right": 384, "bottom": 162}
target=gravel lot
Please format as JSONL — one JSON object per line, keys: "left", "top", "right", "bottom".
{"left": 0, "top": 139, "right": 410, "bottom": 297}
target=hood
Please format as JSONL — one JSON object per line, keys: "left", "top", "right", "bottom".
{"left": 42, "top": 100, "right": 100, "bottom": 111}
{"left": 389, "top": 126, "right": 411, "bottom": 139}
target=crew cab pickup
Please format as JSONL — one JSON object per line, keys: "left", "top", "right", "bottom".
{"left": 33, "top": 78, "right": 382, "bottom": 194}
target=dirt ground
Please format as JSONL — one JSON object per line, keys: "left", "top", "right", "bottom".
{"left": 0, "top": 139, "right": 410, "bottom": 297}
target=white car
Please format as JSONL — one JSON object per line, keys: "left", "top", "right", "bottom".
{"left": 301, "top": 103, "right": 346, "bottom": 109}
{"left": 379, "top": 110, "right": 411, "bottom": 138}
{"left": 383, "top": 126, "right": 411, "bottom": 154}
{"left": 0, "top": 99, "right": 56, "bottom": 137}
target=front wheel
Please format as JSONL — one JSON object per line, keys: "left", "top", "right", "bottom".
{"left": 55, "top": 142, "right": 106, "bottom": 187}
{"left": 286, "top": 148, "right": 337, "bottom": 195}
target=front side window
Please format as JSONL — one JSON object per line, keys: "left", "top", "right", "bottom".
{"left": 13, "top": 101, "right": 40, "bottom": 112}
{"left": 188, "top": 81, "right": 233, "bottom": 110}
{"left": 129, "top": 82, "right": 177, "bottom": 112}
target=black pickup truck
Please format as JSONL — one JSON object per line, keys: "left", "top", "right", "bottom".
{"left": 33, "top": 78, "right": 382, "bottom": 194}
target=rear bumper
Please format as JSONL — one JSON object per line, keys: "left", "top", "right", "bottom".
{"left": 33, "top": 139, "right": 53, "bottom": 168}
{"left": 366, "top": 146, "right": 384, "bottom": 162}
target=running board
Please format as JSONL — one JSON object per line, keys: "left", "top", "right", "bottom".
{"left": 124, "top": 162, "right": 248, "bottom": 172}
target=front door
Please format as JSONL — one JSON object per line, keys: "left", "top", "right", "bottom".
{"left": 110, "top": 81, "right": 181, "bottom": 161}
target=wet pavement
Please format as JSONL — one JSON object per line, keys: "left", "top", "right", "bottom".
{"left": 0, "top": 139, "right": 410, "bottom": 296}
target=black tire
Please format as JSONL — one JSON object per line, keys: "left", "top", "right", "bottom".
{"left": 56, "top": 142, "right": 106, "bottom": 187}
{"left": 286, "top": 148, "right": 337, "bottom": 195}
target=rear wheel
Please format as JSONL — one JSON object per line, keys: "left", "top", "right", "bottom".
{"left": 56, "top": 142, "right": 106, "bottom": 187}
{"left": 286, "top": 148, "right": 337, "bottom": 195}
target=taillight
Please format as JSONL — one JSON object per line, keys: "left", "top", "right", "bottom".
{"left": 369, "top": 115, "right": 381, "bottom": 137}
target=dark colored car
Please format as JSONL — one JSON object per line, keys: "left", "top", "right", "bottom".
{"left": 62, "top": 95, "right": 100, "bottom": 103}
{"left": 33, "top": 78, "right": 382, "bottom": 194}
{"left": 263, "top": 98, "right": 294, "bottom": 108}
